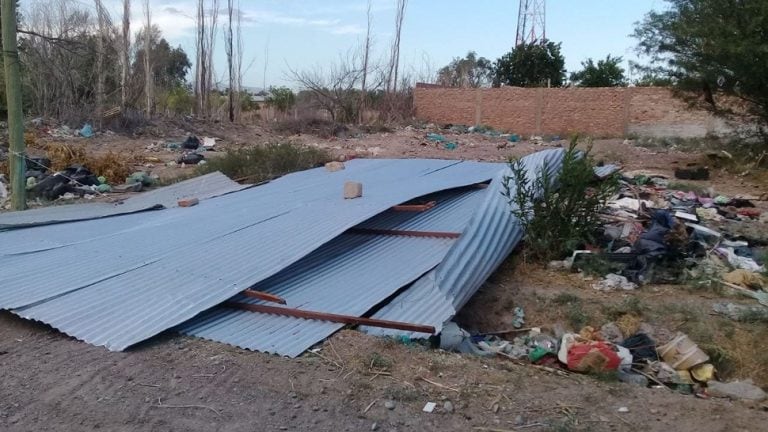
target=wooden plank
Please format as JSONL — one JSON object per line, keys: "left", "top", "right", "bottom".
{"left": 350, "top": 228, "right": 460, "bottom": 239}
{"left": 224, "top": 302, "right": 436, "bottom": 334}
{"left": 242, "top": 289, "right": 287, "bottom": 305}
{"left": 391, "top": 201, "right": 437, "bottom": 212}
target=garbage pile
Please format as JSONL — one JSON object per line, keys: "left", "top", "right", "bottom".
{"left": 418, "top": 124, "right": 561, "bottom": 151}
{"left": 21, "top": 153, "right": 158, "bottom": 201}
{"left": 146, "top": 134, "right": 215, "bottom": 167}
{"left": 442, "top": 321, "right": 766, "bottom": 402}
{"left": 548, "top": 169, "right": 768, "bottom": 304}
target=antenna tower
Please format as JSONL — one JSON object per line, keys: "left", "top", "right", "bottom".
{"left": 515, "top": 0, "right": 546, "bottom": 46}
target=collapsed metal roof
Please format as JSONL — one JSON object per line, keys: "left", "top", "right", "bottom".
{"left": 1, "top": 158, "right": 520, "bottom": 352}
{"left": 0, "top": 151, "right": 568, "bottom": 356}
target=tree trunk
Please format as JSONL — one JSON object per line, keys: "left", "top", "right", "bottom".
{"left": 94, "top": 0, "right": 105, "bottom": 129}
{"left": 121, "top": 0, "right": 130, "bottom": 109}
{"left": 226, "top": 0, "right": 234, "bottom": 122}
{"left": 359, "top": 0, "right": 372, "bottom": 124}
{"left": 195, "top": 0, "right": 205, "bottom": 117}
{"left": 143, "top": 0, "right": 152, "bottom": 116}
{"left": 2, "top": 0, "right": 26, "bottom": 210}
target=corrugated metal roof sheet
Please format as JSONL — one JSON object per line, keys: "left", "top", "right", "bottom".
{"left": 0, "top": 171, "right": 248, "bottom": 230}
{"left": 3, "top": 159, "right": 504, "bottom": 351}
{"left": 594, "top": 164, "right": 620, "bottom": 179}
{"left": 362, "top": 148, "right": 566, "bottom": 338}
{"left": 178, "top": 186, "right": 487, "bottom": 356}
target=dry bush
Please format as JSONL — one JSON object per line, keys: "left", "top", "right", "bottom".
{"left": 198, "top": 141, "right": 330, "bottom": 183}
{"left": 45, "top": 143, "right": 88, "bottom": 171}
{"left": 45, "top": 143, "right": 136, "bottom": 183}
{"left": 272, "top": 117, "right": 348, "bottom": 139}
{"left": 86, "top": 151, "right": 137, "bottom": 183}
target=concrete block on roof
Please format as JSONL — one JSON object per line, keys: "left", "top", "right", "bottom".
{"left": 344, "top": 181, "right": 363, "bottom": 199}
{"left": 325, "top": 161, "right": 345, "bottom": 172}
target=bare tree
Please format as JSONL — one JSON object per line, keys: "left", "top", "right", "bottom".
{"left": 224, "top": 0, "right": 242, "bottom": 122}
{"left": 234, "top": 0, "right": 243, "bottom": 121}
{"left": 21, "top": 0, "right": 103, "bottom": 120}
{"left": 289, "top": 50, "right": 364, "bottom": 123}
{"left": 358, "top": 0, "right": 373, "bottom": 124}
{"left": 206, "top": 0, "right": 219, "bottom": 112}
{"left": 194, "top": 0, "right": 206, "bottom": 116}
{"left": 386, "top": 0, "right": 407, "bottom": 93}
{"left": 194, "top": 0, "right": 219, "bottom": 118}
{"left": 289, "top": 45, "right": 388, "bottom": 124}
{"left": 121, "top": 0, "right": 130, "bottom": 108}
{"left": 142, "top": 0, "right": 152, "bottom": 115}
{"left": 262, "top": 36, "right": 269, "bottom": 92}
{"left": 225, "top": 0, "right": 234, "bottom": 122}
{"left": 94, "top": 0, "right": 107, "bottom": 128}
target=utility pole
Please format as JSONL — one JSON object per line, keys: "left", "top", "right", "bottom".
{"left": 2, "top": 0, "right": 26, "bottom": 210}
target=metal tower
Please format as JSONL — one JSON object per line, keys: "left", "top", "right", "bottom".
{"left": 515, "top": 0, "right": 546, "bottom": 46}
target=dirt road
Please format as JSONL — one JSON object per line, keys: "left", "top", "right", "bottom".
{"left": 1, "top": 312, "right": 764, "bottom": 432}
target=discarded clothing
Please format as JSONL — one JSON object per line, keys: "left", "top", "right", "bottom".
{"left": 181, "top": 135, "right": 201, "bottom": 150}
{"left": 620, "top": 333, "right": 658, "bottom": 363}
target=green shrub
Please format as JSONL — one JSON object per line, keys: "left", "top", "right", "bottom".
{"left": 197, "top": 142, "right": 330, "bottom": 183}
{"left": 503, "top": 137, "right": 619, "bottom": 261}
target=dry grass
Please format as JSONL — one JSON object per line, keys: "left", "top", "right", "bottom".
{"left": 86, "top": 151, "right": 139, "bottom": 183}
{"left": 45, "top": 143, "right": 138, "bottom": 183}
{"left": 46, "top": 143, "right": 88, "bottom": 171}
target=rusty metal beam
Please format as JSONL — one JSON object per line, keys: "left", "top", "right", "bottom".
{"left": 350, "top": 228, "right": 460, "bottom": 239}
{"left": 224, "top": 302, "right": 436, "bottom": 334}
{"left": 242, "top": 289, "right": 287, "bottom": 305}
{"left": 391, "top": 201, "right": 437, "bottom": 212}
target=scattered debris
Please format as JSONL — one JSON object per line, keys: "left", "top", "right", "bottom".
{"left": 707, "top": 380, "right": 767, "bottom": 402}
{"left": 325, "top": 161, "right": 345, "bottom": 172}
{"left": 422, "top": 402, "right": 436, "bottom": 413}
{"left": 79, "top": 123, "right": 94, "bottom": 138}
{"left": 674, "top": 166, "right": 709, "bottom": 180}
{"left": 592, "top": 273, "right": 637, "bottom": 291}
{"left": 181, "top": 135, "right": 201, "bottom": 150}
{"left": 713, "top": 302, "right": 768, "bottom": 321}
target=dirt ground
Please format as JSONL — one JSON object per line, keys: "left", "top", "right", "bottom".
{"left": 1, "top": 312, "right": 766, "bottom": 432}
{"left": 3, "top": 120, "right": 768, "bottom": 430}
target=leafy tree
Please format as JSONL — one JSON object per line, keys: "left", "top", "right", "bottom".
{"left": 436, "top": 51, "right": 494, "bottom": 87}
{"left": 493, "top": 41, "right": 566, "bottom": 87}
{"left": 266, "top": 86, "right": 296, "bottom": 113}
{"left": 633, "top": 0, "right": 768, "bottom": 129}
{"left": 134, "top": 26, "right": 191, "bottom": 90}
{"left": 570, "top": 55, "right": 627, "bottom": 87}
{"left": 240, "top": 91, "right": 258, "bottom": 112}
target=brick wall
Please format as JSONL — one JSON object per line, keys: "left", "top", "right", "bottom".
{"left": 413, "top": 85, "right": 732, "bottom": 138}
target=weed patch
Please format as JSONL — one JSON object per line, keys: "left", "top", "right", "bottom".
{"left": 503, "top": 137, "right": 619, "bottom": 262}
{"left": 603, "top": 297, "right": 645, "bottom": 321}
{"left": 197, "top": 142, "right": 330, "bottom": 183}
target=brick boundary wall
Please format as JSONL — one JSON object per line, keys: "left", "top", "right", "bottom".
{"left": 413, "top": 84, "right": 735, "bottom": 138}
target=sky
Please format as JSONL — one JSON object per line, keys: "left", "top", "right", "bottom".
{"left": 96, "top": 0, "right": 666, "bottom": 89}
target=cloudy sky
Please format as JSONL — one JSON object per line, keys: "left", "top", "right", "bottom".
{"left": 93, "top": 0, "right": 663, "bottom": 88}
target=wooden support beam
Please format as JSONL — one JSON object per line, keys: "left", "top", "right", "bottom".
{"left": 350, "top": 228, "right": 460, "bottom": 239}
{"left": 224, "top": 302, "right": 436, "bottom": 334}
{"left": 242, "top": 289, "right": 287, "bottom": 305}
{"left": 392, "top": 201, "right": 437, "bottom": 212}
